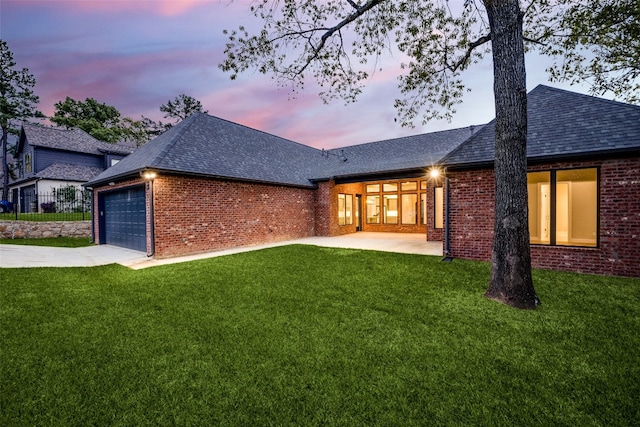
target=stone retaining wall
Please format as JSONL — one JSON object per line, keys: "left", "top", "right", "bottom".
{"left": 0, "top": 221, "right": 92, "bottom": 239}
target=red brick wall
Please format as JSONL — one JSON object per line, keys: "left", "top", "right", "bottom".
{"left": 152, "top": 176, "right": 315, "bottom": 258}
{"left": 447, "top": 157, "right": 640, "bottom": 277}
{"left": 314, "top": 180, "right": 332, "bottom": 236}
{"left": 447, "top": 168, "right": 495, "bottom": 261}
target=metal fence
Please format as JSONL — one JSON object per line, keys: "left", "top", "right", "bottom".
{"left": 1, "top": 189, "right": 92, "bottom": 221}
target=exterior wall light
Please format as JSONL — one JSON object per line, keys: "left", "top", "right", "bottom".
{"left": 429, "top": 168, "right": 441, "bottom": 179}
{"left": 141, "top": 171, "right": 157, "bottom": 181}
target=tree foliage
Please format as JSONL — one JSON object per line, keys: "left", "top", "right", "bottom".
{"left": 50, "top": 97, "right": 127, "bottom": 143}
{"left": 0, "top": 39, "right": 42, "bottom": 200}
{"left": 221, "top": 1, "right": 497, "bottom": 126}
{"left": 537, "top": 0, "right": 639, "bottom": 103}
{"left": 160, "top": 94, "right": 208, "bottom": 124}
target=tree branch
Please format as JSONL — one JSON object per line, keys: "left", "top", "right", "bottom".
{"left": 447, "top": 33, "right": 491, "bottom": 72}
{"left": 295, "top": 0, "right": 387, "bottom": 75}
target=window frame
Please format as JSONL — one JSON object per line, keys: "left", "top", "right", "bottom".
{"left": 338, "top": 193, "right": 353, "bottom": 226}
{"left": 434, "top": 186, "right": 444, "bottom": 229}
{"left": 401, "top": 193, "right": 418, "bottom": 224}
{"left": 527, "top": 167, "right": 599, "bottom": 248}
{"left": 24, "top": 153, "right": 32, "bottom": 174}
{"left": 366, "top": 194, "right": 380, "bottom": 224}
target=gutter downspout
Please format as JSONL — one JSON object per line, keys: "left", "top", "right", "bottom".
{"left": 147, "top": 179, "right": 155, "bottom": 257}
{"left": 442, "top": 175, "right": 453, "bottom": 262}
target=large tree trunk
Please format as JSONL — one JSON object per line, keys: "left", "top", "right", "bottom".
{"left": 483, "top": 0, "right": 540, "bottom": 309}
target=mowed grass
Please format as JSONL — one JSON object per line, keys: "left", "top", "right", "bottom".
{"left": 0, "top": 212, "right": 91, "bottom": 222}
{"left": 1, "top": 245, "right": 638, "bottom": 426}
{"left": 0, "top": 237, "right": 92, "bottom": 247}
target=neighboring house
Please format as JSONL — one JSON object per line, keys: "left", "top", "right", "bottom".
{"left": 86, "top": 86, "right": 640, "bottom": 277}
{"left": 9, "top": 123, "right": 135, "bottom": 212}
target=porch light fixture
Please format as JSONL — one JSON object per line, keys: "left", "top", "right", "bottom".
{"left": 141, "top": 170, "right": 157, "bottom": 181}
{"left": 427, "top": 166, "right": 453, "bottom": 262}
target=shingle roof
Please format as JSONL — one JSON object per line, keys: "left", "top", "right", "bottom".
{"left": 87, "top": 113, "right": 483, "bottom": 188}
{"left": 443, "top": 85, "right": 640, "bottom": 167}
{"left": 20, "top": 123, "right": 135, "bottom": 156}
{"left": 86, "top": 113, "right": 340, "bottom": 188}
{"left": 36, "top": 163, "right": 105, "bottom": 181}
{"left": 87, "top": 85, "right": 640, "bottom": 189}
{"left": 312, "top": 125, "right": 482, "bottom": 180}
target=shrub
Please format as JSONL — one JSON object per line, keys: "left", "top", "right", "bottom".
{"left": 40, "top": 202, "right": 56, "bottom": 213}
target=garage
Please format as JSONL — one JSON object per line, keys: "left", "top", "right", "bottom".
{"left": 99, "top": 186, "right": 147, "bottom": 252}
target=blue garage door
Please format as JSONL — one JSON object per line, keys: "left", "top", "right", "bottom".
{"left": 103, "top": 186, "right": 146, "bottom": 252}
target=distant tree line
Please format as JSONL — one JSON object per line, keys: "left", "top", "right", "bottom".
{"left": 50, "top": 93, "right": 208, "bottom": 146}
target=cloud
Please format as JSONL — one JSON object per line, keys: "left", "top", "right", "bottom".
{"left": 19, "top": 0, "right": 212, "bottom": 16}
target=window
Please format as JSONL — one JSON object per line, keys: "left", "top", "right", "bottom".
{"left": 401, "top": 194, "right": 417, "bottom": 224}
{"left": 364, "top": 180, "right": 427, "bottom": 227}
{"left": 401, "top": 181, "right": 417, "bottom": 191}
{"left": 338, "top": 194, "right": 353, "bottom": 225}
{"left": 434, "top": 187, "right": 444, "bottom": 229}
{"left": 527, "top": 168, "right": 597, "bottom": 247}
{"left": 527, "top": 172, "right": 551, "bottom": 244}
{"left": 24, "top": 154, "right": 32, "bottom": 174}
{"left": 366, "top": 195, "right": 380, "bottom": 223}
{"left": 383, "top": 194, "right": 398, "bottom": 224}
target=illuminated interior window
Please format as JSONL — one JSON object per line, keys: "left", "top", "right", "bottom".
{"left": 556, "top": 169, "right": 597, "bottom": 247}
{"left": 527, "top": 168, "right": 597, "bottom": 247}
{"left": 401, "top": 181, "right": 417, "bottom": 191}
{"left": 366, "top": 184, "right": 380, "bottom": 193}
{"left": 338, "top": 194, "right": 353, "bottom": 225}
{"left": 366, "top": 195, "right": 380, "bottom": 224}
{"left": 401, "top": 194, "right": 417, "bottom": 224}
{"left": 383, "top": 194, "right": 398, "bottom": 224}
{"left": 434, "top": 187, "right": 444, "bottom": 229}
{"left": 420, "top": 181, "right": 427, "bottom": 190}
{"left": 527, "top": 172, "right": 551, "bottom": 245}
{"left": 383, "top": 183, "right": 397, "bottom": 192}
{"left": 421, "top": 193, "right": 427, "bottom": 224}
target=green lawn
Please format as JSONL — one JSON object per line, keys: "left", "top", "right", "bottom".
{"left": 0, "top": 212, "right": 91, "bottom": 221}
{"left": 1, "top": 245, "right": 638, "bottom": 426}
{"left": 0, "top": 237, "right": 92, "bottom": 247}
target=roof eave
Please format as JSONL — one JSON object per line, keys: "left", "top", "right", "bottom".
{"left": 86, "top": 168, "right": 318, "bottom": 190}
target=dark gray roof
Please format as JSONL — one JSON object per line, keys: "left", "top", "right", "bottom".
{"left": 20, "top": 123, "right": 135, "bottom": 156}
{"left": 443, "top": 85, "right": 640, "bottom": 167}
{"left": 36, "top": 163, "right": 104, "bottom": 181}
{"left": 87, "top": 113, "right": 483, "bottom": 188}
{"left": 86, "top": 113, "right": 339, "bottom": 188}
{"left": 312, "top": 125, "right": 482, "bottom": 180}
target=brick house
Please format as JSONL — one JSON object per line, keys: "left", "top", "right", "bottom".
{"left": 440, "top": 86, "right": 640, "bottom": 277}
{"left": 86, "top": 86, "right": 640, "bottom": 277}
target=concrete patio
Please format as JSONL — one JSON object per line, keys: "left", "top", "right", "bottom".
{"left": 0, "top": 232, "right": 443, "bottom": 269}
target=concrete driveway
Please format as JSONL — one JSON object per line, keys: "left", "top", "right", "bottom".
{"left": 0, "top": 233, "right": 443, "bottom": 269}
{"left": 0, "top": 244, "right": 149, "bottom": 268}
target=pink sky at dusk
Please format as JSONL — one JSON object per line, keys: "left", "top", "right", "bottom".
{"left": 1, "top": 0, "right": 595, "bottom": 149}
